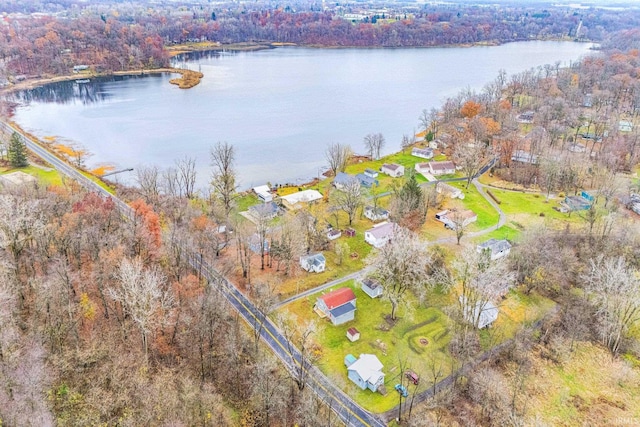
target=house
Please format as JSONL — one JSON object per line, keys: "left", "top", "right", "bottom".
{"left": 619, "top": 120, "right": 633, "bottom": 132}
{"left": 364, "top": 168, "right": 379, "bottom": 179}
{"left": 314, "top": 287, "right": 356, "bottom": 325}
{"left": 412, "top": 147, "right": 434, "bottom": 159}
{"left": 281, "top": 189, "right": 323, "bottom": 210}
{"left": 361, "top": 277, "right": 383, "bottom": 298}
{"left": 380, "top": 163, "right": 404, "bottom": 178}
{"left": 364, "top": 222, "right": 397, "bottom": 248}
{"left": 356, "top": 173, "right": 378, "bottom": 188}
{"left": 476, "top": 239, "right": 512, "bottom": 260}
{"left": 0, "top": 171, "right": 37, "bottom": 189}
{"left": 568, "top": 142, "right": 587, "bottom": 153}
{"left": 248, "top": 201, "right": 279, "bottom": 220}
{"left": 73, "top": 64, "right": 89, "bottom": 73}
{"left": 516, "top": 111, "right": 534, "bottom": 123}
{"left": 460, "top": 296, "right": 499, "bottom": 329}
{"left": 428, "top": 161, "right": 456, "bottom": 176}
{"left": 327, "top": 229, "right": 342, "bottom": 240}
{"left": 253, "top": 185, "right": 273, "bottom": 202}
{"left": 300, "top": 253, "right": 326, "bottom": 273}
{"left": 333, "top": 172, "right": 358, "bottom": 191}
{"left": 248, "top": 233, "right": 269, "bottom": 254}
{"left": 436, "top": 182, "right": 464, "bottom": 199}
{"left": 346, "top": 328, "right": 361, "bottom": 342}
{"left": 429, "top": 139, "right": 439, "bottom": 149}
{"left": 364, "top": 206, "right": 389, "bottom": 222}
{"left": 511, "top": 150, "right": 539, "bottom": 165}
{"left": 346, "top": 354, "right": 385, "bottom": 392}
{"left": 414, "top": 162, "right": 431, "bottom": 175}
{"left": 437, "top": 209, "right": 477, "bottom": 229}
{"left": 344, "top": 228, "right": 356, "bottom": 237}
{"left": 345, "top": 354, "right": 358, "bottom": 367}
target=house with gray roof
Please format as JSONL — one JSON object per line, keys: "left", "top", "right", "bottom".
{"left": 300, "top": 253, "right": 326, "bottom": 273}
{"left": 364, "top": 222, "right": 397, "bottom": 248}
{"left": 460, "top": 296, "right": 499, "bottom": 329}
{"left": 380, "top": 163, "right": 404, "bottom": 177}
{"left": 411, "top": 147, "right": 434, "bottom": 159}
{"left": 249, "top": 201, "right": 279, "bottom": 220}
{"left": 333, "top": 172, "right": 358, "bottom": 191}
{"left": 476, "top": 238, "right": 512, "bottom": 260}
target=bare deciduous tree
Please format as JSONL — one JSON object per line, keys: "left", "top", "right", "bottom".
{"left": 135, "top": 165, "right": 161, "bottom": 203}
{"left": 325, "top": 143, "right": 351, "bottom": 177}
{"left": 366, "top": 227, "right": 431, "bottom": 320}
{"left": 109, "top": 257, "right": 174, "bottom": 360}
{"left": 583, "top": 255, "right": 640, "bottom": 356}
{"left": 210, "top": 141, "right": 238, "bottom": 221}
{"left": 334, "top": 177, "right": 362, "bottom": 226}
{"left": 176, "top": 156, "right": 197, "bottom": 199}
{"left": 363, "top": 133, "right": 385, "bottom": 160}
{"left": 453, "top": 142, "right": 490, "bottom": 189}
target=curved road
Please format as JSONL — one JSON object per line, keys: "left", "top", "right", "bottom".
{"left": 1, "top": 121, "right": 386, "bottom": 427}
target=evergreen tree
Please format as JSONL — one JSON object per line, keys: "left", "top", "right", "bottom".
{"left": 8, "top": 132, "right": 28, "bottom": 168}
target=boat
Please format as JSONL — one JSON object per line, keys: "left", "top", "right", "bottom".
{"left": 75, "top": 79, "right": 90, "bottom": 84}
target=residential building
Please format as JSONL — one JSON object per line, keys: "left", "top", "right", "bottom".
{"left": 361, "top": 277, "right": 383, "bottom": 298}
{"left": 364, "top": 206, "right": 389, "bottom": 222}
{"left": 476, "top": 238, "right": 512, "bottom": 260}
{"left": 248, "top": 201, "right": 279, "bottom": 220}
{"left": 300, "top": 253, "right": 326, "bottom": 273}
{"left": 253, "top": 185, "right": 273, "bottom": 202}
{"left": 460, "top": 296, "right": 499, "bottom": 329}
{"left": 280, "top": 189, "right": 323, "bottom": 210}
{"left": 364, "top": 221, "right": 397, "bottom": 248}
{"left": 411, "top": 147, "right": 434, "bottom": 159}
{"left": 333, "top": 172, "right": 358, "bottom": 191}
{"left": 428, "top": 161, "right": 456, "bottom": 176}
{"left": 380, "top": 163, "right": 404, "bottom": 177}
{"left": 346, "top": 353, "right": 385, "bottom": 392}
{"left": 314, "top": 287, "right": 356, "bottom": 325}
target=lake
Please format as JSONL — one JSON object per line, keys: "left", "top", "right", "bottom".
{"left": 10, "top": 41, "right": 595, "bottom": 191}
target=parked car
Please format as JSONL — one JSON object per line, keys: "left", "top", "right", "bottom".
{"left": 405, "top": 370, "right": 420, "bottom": 385}
{"left": 394, "top": 383, "right": 408, "bottom": 397}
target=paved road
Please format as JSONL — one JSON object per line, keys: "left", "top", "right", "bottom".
{"left": 2, "top": 121, "right": 386, "bottom": 427}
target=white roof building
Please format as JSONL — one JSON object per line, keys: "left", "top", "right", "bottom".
{"left": 281, "top": 189, "right": 323, "bottom": 209}
{"left": 253, "top": 185, "right": 273, "bottom": 202}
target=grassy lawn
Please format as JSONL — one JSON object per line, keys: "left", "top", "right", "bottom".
{"left": 471, "top": 223, "right": 522, "bottom": 243}
{"left": 445, "top": 182, "right": 500, "bottom": 230}
{"left": 1, "top": 165, "right": 65, "bottom": 188}
{"left": 479, "top": 289, "right": 556, "bottom": 349}
{"left": 278, "top": 281, "right": 454, "bottom": 413}
{"left": 524, "top": 342, "right": 640, "bottom": 426}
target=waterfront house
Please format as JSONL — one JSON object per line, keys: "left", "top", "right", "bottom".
{"left": 411, "top": 147, "right": 434, "bottom": 159}
{"left": 314, "top": 287, "right": 356, "bottom": 325}
{"left": 333, "top": 172, "right": 358, "bottom": 191}
{"left": 248, "top": 201, "right": 279, "bottom": 221}
{"left": 281, "top": 189, "right": 323, "bottom": 210}
{"left": 364, "top": 168, "right": 379, "bottom": 179}
{"left": 356, "top": 173, "right": 378, "bottom": 188}
{"left": 380, "top": 163, "right": 404, "bottom": 178}
{"left": 253, "top": 185, "right": 273, "bottom": 202}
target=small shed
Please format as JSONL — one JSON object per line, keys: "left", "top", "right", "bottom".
{"left": 347, "top": 327, "right": 360, "bottom": 342}
{"left": 327, "top": 229, "right": 342, "bottom": 240}
{"left": 344, "top": 228, "right": 356, "bottom": 237}
{"left": 364, "top": 168, "right": 379, "bottom": 179}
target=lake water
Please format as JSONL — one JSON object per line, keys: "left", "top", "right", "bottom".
{"left": 10, "top": 41, "right": 594, "bottom": 191}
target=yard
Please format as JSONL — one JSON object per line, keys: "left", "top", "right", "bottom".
{"left": 279, "top": 280, "right": 454, "bottom": 413}
{"left": 0, "top": 165, "right": 65, "bottom": 188}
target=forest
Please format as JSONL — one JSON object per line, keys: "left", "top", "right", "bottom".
{"left": 2, "top": 1, "right": 640, "bottom": 79}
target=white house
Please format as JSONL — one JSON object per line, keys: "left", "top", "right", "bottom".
{"left": 414, "top": 162, "right": 430, "bottom": 175}
{"left": 364, "top": 222, "right": 397, "bottom": 248}
{"left": 361, "top": 277, "right": 383, "bottom": 298}
{"left": 436, "top": 182, "right": 464, "bottom": 199}
{"left": 380, "top": 163, "right": 404, "bottom": 178}
{"left": 364, "top": 168, "right": 379, "bottom": 179}
{"left": 460, "top": 296, "right": 499, "bottom": 329}
{"left": 476, "top": 239, "right": 512, "bottom": 260}
{"left": 619, "top": 120, "right": 633, "bottom": 132}
{"left": 327, "top": 229, "right": 342, "bottom": 240}
{"left": 315, "top": 287, "right": 357, "bottom": 325}
{"left": 346, "top": 353, "right": 385, "bottom": 392}
{"left": 300, "top": 253, "right": 326, "bottom": 273}
{"left": 333, "top": 172, "right": 358, "bottom": 191}
{"left": 364, "top": 206, "right": 390, "bottom": 222}
{"left": 411, "top": 147, "right": 434, "bottom": 159}
{"left": 253, "top": 185, "right": 273, "bottom": 202}
{"left": 281, "top": 189, "right": 323, "bottom": 210}
{"left": 428, "top": 161, "right": 456, "bottom": 176}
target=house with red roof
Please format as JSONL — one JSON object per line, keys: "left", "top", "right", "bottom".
{"left": 314, "top": 287, "right": 357, "bottom": 325}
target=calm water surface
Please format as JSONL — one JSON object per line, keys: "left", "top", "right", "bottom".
{"left": 11, "top": 41, "right": 594, "bottom": 190}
